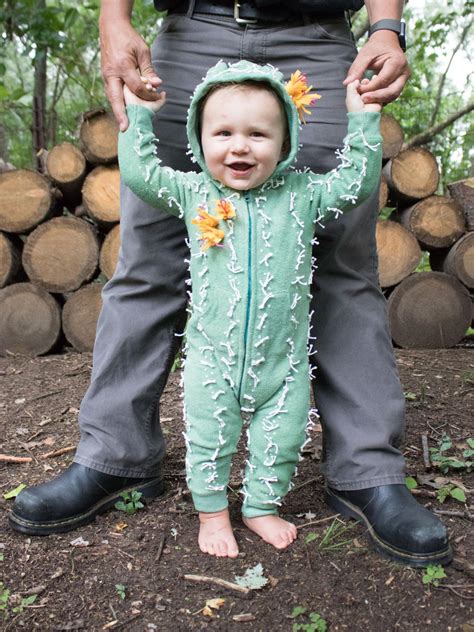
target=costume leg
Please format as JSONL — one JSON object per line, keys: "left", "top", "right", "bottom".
{"left": 183, "top": 348, "right": 243, "bottom": 513}
{"left": 241, "top": 373, "right": 310, "bottom": 518}
{"left": 256, "top": 19, "right": 406, "bottom": 489}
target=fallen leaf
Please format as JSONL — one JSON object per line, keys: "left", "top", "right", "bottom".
{"left": 43, "top": 436, "right": 56, "bottom": 446}
{"left": 206, "top": 598, "right": 225, "bottom": 609}
{"left": 235, "top": 563, "right": 268, "bottom": 590}
{"left": 15, "top": 398, "right": 26, "bottom": 404}
{"left": 70, "top": 536, "right": 90, "bottom": 547}
{"left": 3, "top": 483, "right": 27, "bottom": 500}
{"left": 115, "top": 521, "right": 128, "bottom": 532}
{"left": 232, "top": 613, "right": 256, "bottom": 622}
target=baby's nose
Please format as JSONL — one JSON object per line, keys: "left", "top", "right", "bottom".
{"left": 231, "top": 136, "right": 249, "bottom": 153}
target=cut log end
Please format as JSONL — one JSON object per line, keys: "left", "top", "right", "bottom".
{"left": 384, "top": 147, "right": 439, "bottom": 201}
{"left": 0, "top": 283, "right": 61, "bottom": 356}
{"left": 387, "top": 272, "right": 472, "bottom": 349}
{"left": 82, "top": 165, "right": 120, "bottom": 227}
{"left": 80, "top": 110, "right": 118, "bottom": 164}
{"left": 0, "top": 169, "right": 59, "bottom": 233}
{"left": 62, "top": 283, "right": 104, "bottom": 352}
{"left": 380, "top": 113, "right": 404, "bottom": 160}
{"left": 376, "top": 220, "right": 422, "bottom": 287}
{"left": 0, "top": 233, "right": 22, "bottom": 288}
{"left": 22, "top": 216, "right": 99, "bottom": 293}
{"left": 99, "top": 223, "right": 121, "bottom": 279}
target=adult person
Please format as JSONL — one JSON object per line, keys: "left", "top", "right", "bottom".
{"left": 10, "top": 0, "right": 452, "bottom": 567}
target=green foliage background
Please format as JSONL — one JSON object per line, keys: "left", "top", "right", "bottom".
{"left": 0, "top": 0, "right": 472, "bottom": 189}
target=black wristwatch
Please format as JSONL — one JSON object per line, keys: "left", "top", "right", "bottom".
{"left": 368, "top": 19, "right": 407, "bottom": 52}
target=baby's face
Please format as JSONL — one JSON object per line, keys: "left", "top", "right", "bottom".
{"left": 200, "top": 85, "right": 286, "bottom": 191}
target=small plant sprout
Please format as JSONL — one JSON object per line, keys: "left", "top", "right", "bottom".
{"left": 115, "top": 584, "right": 126, "bottom": 600}
{"left": 422, "top": 564, "right": 447, "bottom": 587}
{"left": 429, "top": 433, "right": 473, "bottom": 474}
{"left": 436, "top": 483, "right": 466, "bottom": 504}
{"left": 291, "top": 605, "right": 328, "bottom": 632}
{"left": 318, "top": 518, "right": 355, "bottom": 552}
{"left": 0, "top": 583, "right": 37, "bottom": 619}
{"left": 405, "top": 477, "right": 418, "bottom": 490}
{"left": 114, "top": 490, "right": 144, "bottom": 515}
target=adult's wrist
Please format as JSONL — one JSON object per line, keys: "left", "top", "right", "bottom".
{"left": 99, "top": 0, "right": 134, "bottom": 24}
{"left": 368, "top": 19, "right": 406, "bottom": 51}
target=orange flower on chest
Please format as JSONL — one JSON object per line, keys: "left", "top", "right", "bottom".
{"left": 215, "top": 199, "right": 236, "bottom": 220}
{"left": 192, "top": 204, "right": 224, "bottom": 250}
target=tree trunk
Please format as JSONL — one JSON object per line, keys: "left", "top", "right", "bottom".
{"left": 0, "top": 169, "right": 61, "bottom": 233}
{"left": 99, "top": 223, "right": 121, "bottom": 279}
{"left": 82, "top": 165, "right": 120, "bottom": 228}
{"left": 447, "top": 177, "right": 474, "bottom": 230}
{"left": 394, "top": 195, "right": 466, "bottom": 250}
{"left": 380, "top": 113, "right": 404, "bottom": 160}
{"left": 62, "top": 283, "right": 104, "bottom": 352}
{"left": 46, "top": 143, "right": 87, "bottom": 210}
{"left": 0, "top": 282, "right": 61, "bottom": 356}
{"left": 0, "top": 233, "right": 23, "bottom": 288}
{"left": 79, "top": 109, "right": 118, "bottom": 165}
{"left": 375, "top": 220, "right": 422, "bottom": 288}
{"left": 22, "top": 216, "right": 99, "bottom": 292}
{"left": 32, "top": 0, "right": 48, "bottom": 172}
{"left": 383, "top": 146, "right": 439, "bottom": 202}
{"left": 387, "top": 272, "right": 472, "bottom": 349}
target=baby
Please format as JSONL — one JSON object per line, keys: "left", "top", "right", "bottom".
{"left": 119, "top": 60, "right": 381, "bottom": 558}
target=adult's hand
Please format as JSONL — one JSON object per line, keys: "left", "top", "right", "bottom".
{"left": 99, "top": 2, "right": 162, "bottom": 131}
{"left": 343, "top": 31, "right": 410, "bottom": 105}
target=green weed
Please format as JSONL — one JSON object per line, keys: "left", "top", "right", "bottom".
{"left": 0, "top": 583, "right": 37, "bottom": 619}
{"left": 114, "top": 490, "right": 144, "bottom": 515}
{"left": 318, "top": 518, "right": 355, "bottom": 552}
{"left": 291, "top": 606, "right": 327, "bottom": 632}
{"left": 115, "top": 584, "right": 126, "bottom": 600}
{"left": 422, "top": 564, "right": 447, "bottom": 587}
{"left": 429, "top": 433, "right": 473, "bottom": 474}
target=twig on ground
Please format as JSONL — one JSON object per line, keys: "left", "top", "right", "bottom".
{"left": 40, "top": 446, "right": 76, "bottom": 459}
{"left": 304, "top": 544, "right": 313, "bottom": 571}
{"left": 421, "top": 434, "right": 431, "bottom": 470}
{"left": 155, "top": 534, "right": 166, "bottom": 563}
{"left": 29, "top": 389, "right": 65, "bottom": 402}
{"left": 297, "top": 514, "right": 339, "bottom": 530}
{"left": 290, "top": 477, "right": 320, "bottom": 493}
{"left": 410, "top": 488, "right": 437, "bottom": 498}
{"left": 435, "top": 585, "right": 474, "bottom": 600}
{"left": 0, "top": 454, "right": 33, "bottom": 463}
{"left": 433, "top": 508, "right": 473, "bottom": 520}
{"left": 184, "top": 574, "right": 251, "bottom": 595}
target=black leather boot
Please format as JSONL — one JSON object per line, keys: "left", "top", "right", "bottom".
{"left": 325, "top": 484, "right": 452, "bottom": 567}
{"left": 9, "top": 463, "right": 165, "bottom": 536}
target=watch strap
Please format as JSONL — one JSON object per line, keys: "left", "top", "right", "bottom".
{"left": 368, "top": 19, "right": 406, "bottom": 51}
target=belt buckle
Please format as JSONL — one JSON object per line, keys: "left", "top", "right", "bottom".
{"left": 234, "top": 1, "right": 258, "bottom": 24}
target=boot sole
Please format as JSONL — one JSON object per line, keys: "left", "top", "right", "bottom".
{"left": 324, "top": 487, "right": 453, "bottom": 568}
{"left": 9, "top": 478, "right": 165, "bottom": 536}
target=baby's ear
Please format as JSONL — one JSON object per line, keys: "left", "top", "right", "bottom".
{"left": 280, "top": 136, "right": 291, "bottom": 160}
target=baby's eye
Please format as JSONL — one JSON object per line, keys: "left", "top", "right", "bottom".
{"left": 217, "top": 130, "right": 231, "bottom": 137}
{"left": 251, "top": 131, "right": 264, "bottom": 138}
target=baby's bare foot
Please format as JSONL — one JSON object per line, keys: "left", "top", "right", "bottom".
{"left": 243, "top": 515, "right": 298, "bottom": 550}
{"left": 198, "top": 509, "right": 239, "bottom": 558}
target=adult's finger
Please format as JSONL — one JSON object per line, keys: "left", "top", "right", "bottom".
{"left": 360, "top": 74, "right": 408, "bottom": 105}
{"left": 343, "top": 51, "right": 371, "bottom": 85}
{"left": 105, "top": 76, "right": 128, "bottom": 131}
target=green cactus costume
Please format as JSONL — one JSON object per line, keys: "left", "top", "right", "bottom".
{"left": 118, "top": 60, "right": 382, "bottom": 517}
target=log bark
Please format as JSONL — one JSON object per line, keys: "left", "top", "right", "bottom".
{"left": 394, "top": 195, "right": 466, "bottom": 250}
{"left": 0, "top": 169, "right": 61, "bottom": 233}
{"left": 99, "top": 223, "right": 121, "bottom": 279}
{"left": 22, "top": 216, "right": 99, "bottom": 293}
{"left": 378, "top": 175, "right": 389, "bottom": 212}
{"left": 79, "top": 109, "right": 118, "bottom": 165}
{"left": 447, "top": 177, "right": 474, "bottom": 231}
{"left": 0, "top": 232, "right": 23, "bottom": 288}
{"left": 0, "top": 282, "right": 61, "bottom": 356}
{"left": 62, "top": 283, "right": 104, "bottom": 352}
{"left": 46, "top": 143, "right": 86, "bottom": 210}
{"left": 375, "top": 220, "right": 422, "bottom": 288}
{"left": 383, "top": 147, "right": 439, "bottom": 202}
{"left": 82, "top": 165, "right": 120, "bottom": 228}
{"left": 387, "top": 272, "right": 472, "bottom": 349}
{"left": 380, "top": 113, "right": 404, "bottom": 160}
{"left": 430, "top": 232, "right": 474, "bottom": 289}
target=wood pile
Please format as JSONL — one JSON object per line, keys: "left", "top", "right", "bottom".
{"left": 0, "top": 111, "right": 472, "bottom": 355}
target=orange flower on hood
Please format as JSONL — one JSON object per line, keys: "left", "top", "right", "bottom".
{"left": 192, "top": 204, "right": 224, "bottom": 250}
{"left": 215, "top": 199, "right": 236, "bottom": 220}
{"left": 285, "top": 70, "right": 321, "bottom": 123}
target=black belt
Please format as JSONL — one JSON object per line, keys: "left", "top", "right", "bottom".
{"left": 169, "top": 0, "right": 345, "bottom": 24}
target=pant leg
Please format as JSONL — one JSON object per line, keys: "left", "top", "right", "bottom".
{"left": 242, "top": 373, "right": 311, "bottom": 518}
{"left": 251, "top": 18, "right": 406, "bottom": 489}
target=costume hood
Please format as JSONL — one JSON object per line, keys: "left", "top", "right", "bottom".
{"left": 186, "top": 60, "right": 301, "bottom": 184}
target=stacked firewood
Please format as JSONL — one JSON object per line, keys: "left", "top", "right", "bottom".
{"left": 376, "top": 113, "right": 473, "bottom": 349}
{"left": 0, "top": 111, "right": 472, "bottom": 355}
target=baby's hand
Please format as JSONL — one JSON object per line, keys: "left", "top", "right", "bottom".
{"left": 346, "top": 79, "right": 382, "bottom": 113}
{"left": 123, "top": 83, "right": 166, "bottom": 113}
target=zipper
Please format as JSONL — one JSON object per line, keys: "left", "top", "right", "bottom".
{"left": 238, "top": 192, "right": 253, "bottom": 400}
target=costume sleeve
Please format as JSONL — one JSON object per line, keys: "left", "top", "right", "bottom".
{"left": 306, "top": 111, "right": 382, "bottom": 223}
{"left": 118, "top": 104, "right": 200, "bottom": 218}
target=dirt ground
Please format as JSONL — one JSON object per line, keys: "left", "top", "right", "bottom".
{"left": 0, "top": 345, "right": 473, "bottom": 631}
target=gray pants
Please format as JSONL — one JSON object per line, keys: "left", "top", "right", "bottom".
{"left": 76, "top": 12, "right": 407, "bottom": 490}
